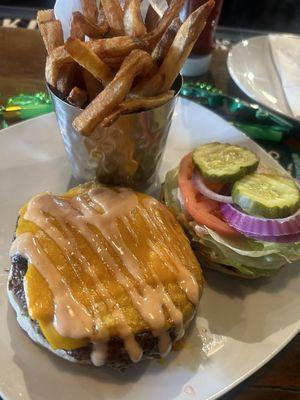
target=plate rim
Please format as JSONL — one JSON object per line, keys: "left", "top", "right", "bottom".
{"left": 209, "top": 325, "right": 299, "bottom": 400}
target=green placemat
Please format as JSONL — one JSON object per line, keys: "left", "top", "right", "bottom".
{"left": 1, "top": 89, "right": 300, "bottom": 178}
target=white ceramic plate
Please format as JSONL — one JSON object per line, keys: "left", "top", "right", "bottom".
{"left": 227, "top": 34, "right": 300, "bottom": 122}
{"left": 1, "top": 99, "right": 299, "bottom": 400}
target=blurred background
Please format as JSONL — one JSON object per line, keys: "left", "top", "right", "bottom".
{"left": 0, "top": 0, "right": 300, "bottom": 33}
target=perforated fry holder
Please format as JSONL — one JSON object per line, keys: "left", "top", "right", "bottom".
{"left": 48, "top": 75, "right": 182, "bottom": 190}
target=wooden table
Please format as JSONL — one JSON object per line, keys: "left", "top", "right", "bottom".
{"left": 0, "top": 26, "right": 299, "bottom": 400}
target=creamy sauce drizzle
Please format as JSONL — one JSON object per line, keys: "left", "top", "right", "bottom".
{"left": 11, "top": 185, "right": 199, "bottom": 363}
{"left": 91, "top": 341, "right": 107, "bottom": 367}
{"left": 10, "top": 233, "right": 93, "bottom": 339}
{"left": 156, "top": 330, "right": 172, "bottom": 357}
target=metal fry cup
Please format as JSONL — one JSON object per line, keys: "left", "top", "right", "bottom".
{"left": 48, "top": 75, "right": 182, "bottom": 190}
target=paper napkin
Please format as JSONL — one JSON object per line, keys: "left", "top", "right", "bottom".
{"left": 269, "top": 34, "right": 300, "bottom": 120}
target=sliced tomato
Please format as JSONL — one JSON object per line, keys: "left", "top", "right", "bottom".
{"left": 178, "top": 153, "right": 240, "bottom": 237}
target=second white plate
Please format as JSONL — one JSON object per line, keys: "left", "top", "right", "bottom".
{"left": 227, "top": 34, "right": 300, "bottom": 122}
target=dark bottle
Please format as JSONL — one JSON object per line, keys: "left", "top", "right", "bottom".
{"left": 181, "top": 0, "right": 224, "bottom": 76}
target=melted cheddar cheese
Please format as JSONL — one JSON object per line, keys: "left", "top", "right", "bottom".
{"left": 12, "top": 183, "right": 202, "bottom": 355}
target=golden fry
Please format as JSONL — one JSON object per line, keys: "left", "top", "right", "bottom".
{"left": 100, "top": 0, "right": 124, "bottom": 34}
{"left": 39, "top": 20, "right": 64, "bottom": 54}
{"left": 65, "top": 38, "right": 113, "bottom": 85}
{"left": 123, "top": 0, "right": 147, "bottom": 37}
{"left": 101, "top": 90, "right": 175, "bottom": 127}
{"left": 135, "top": 0, "right": 214, "bottom": 96}
{"left": 70, "top": 14, "right": 85, "bottom": 40}
{"left": 98, "top": 2, "right": 108, "bottom": 26}
{"left": 81, "top": 0, "right": 98, "bottom": 23}
{"left": 148, "top": 0, "right": 169, "bottom": 16}
{"left": 67, "top": 87, "right": 88, "bottom": 108}
{"left": 41, "top": 0, "right": 214, "bottom": 131}
{"left": 131, "top": 73, "right": 164, "bottom": 97}
{"left": 123, "top": 0, "right": 132, "bottom": 10}
{"left": 143, "top": 0, "right": 185, "bottom": 47}
{"left": 37, "top": 9, "right": 55, "bottom": 27}
{"left": 159, "top": 0, "right": 214, "bottom": 92}
{"left": 87, "top": 36, "right": 148, "bottom": 57}
{"left": 102, "top": 56, "right": 124, "bottom": 70}
{"left": 73, "top": 50, "right": 155, "bottom": 135}
{"left": 144, "top": 2, "right": 160, "bottom": 32}
{"left": 56, "top": 63, "right": 79, "bottom": 97}
{"left": 152, "top": 17, "right": 181, "bottom": 65}
{"left": 45, "top": 46, "right": 73, "bottom": 87}
{"left": 71, "top": 11, "right": 109, "bottom": 39}
{"left": 82, "top": 69, "right": 103, "bottom": 101}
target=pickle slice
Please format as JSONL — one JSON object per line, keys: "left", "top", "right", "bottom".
{"left": 232, "top": 173, "right": 300, "bottom": 219}
{"left": 193, "top": 142, "right": 259, "bottom": 183}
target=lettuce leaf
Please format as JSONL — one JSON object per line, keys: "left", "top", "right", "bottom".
{"left": 163, "top": 168, "right": 182, "bottom": 214}
{"left": 162, "top": 168, "right": 300, "bottom": 278}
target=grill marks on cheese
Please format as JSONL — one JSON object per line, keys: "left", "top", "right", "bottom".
{"left": 10, "top": 185, "right": 200, "bottom": 362}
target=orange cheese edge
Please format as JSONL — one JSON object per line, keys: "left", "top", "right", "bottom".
{"left": 19, "top": 187, "right": 90, "bottom": 351}
{"left": 24, "top": 264, "right": 89, "bottom": 350}
{"left": 38, "top": 319, "right": 89, "bottom": 350}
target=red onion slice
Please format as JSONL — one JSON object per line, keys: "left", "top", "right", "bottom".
{"left": 192, "top": 170, "right": 233, "bottom": 204}
{"left": 220, "top": 203, "right": 300, "bottom": 241}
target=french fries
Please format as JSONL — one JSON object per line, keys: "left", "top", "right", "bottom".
{"left": 158, "top": 0, "right": 214, "bottom": 92}
{"left": 148, "top": 0, "right": 169, "bottom": 17}
{"left": 144, "top": 2, "right": 160, "bottom": 32}
{"left": 98, "top": 3, "right": 109, "bottom": 27}
{"left": 101, "top": 90, "right": 174, "bottom": 127}
{"left": 70, "top": 11, "right": 109, "bottom": 39}
{"left": 56, "top": 63, "right": 79, "bottom": 97}
{"left": 41, "top": 1, "right": 215, "bottom": 132}
{"left": 102, "top": 56, "right": 124, "bottom": 70}
{"left": 131, "top": 73, "right": 164, "bottom": 97}
{"left": 65, "top": 38, "right": 113, "bottom": 85}
{"left": 133, "top": 0, "right": 214, "bottom": 96}
{"left": 37, "top": 9, "right": 55, "bottom": 26}
{"left": 82, "top": 69, "right": 103, "bottom": 101}
{"left": 39, "top": 20, "right": 64, "bottom": 54}
{"left": 88, "top": 36, "right": 148, "bottom": 57}
{"left": 73, "top": 50, "right": 155, "bottom": 135}
{"left": 143, "top": 0, "right": 185, "bottom": 47}
{"left": 70, "top": 15, "right": 85, "bottom": 41}
{"left": 100, "top": 0, "right": 124, "bottom": 34}
{"left": 81, "top": 0, "right": 98, "bottom": 23}
{"left": 45, "top": 46, "right": 73, "bottom": 87}
{"left": 123, "top": 0, "right": 132, "bottom": 10}
{"left": 47, "top": 36, "right": 146, "bottom": 76}
{"left": 124, "top": 0, "right": 147, "bottom": 37}
{"left": 152, "top": 17, "right": 181, "bottom": 65}
{"left": 67, "top": 87, "right": 88, "bottom": 108}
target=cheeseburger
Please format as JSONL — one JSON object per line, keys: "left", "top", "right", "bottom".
{"left": 8, "top": 182, "right": 203, "bottom": 370}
